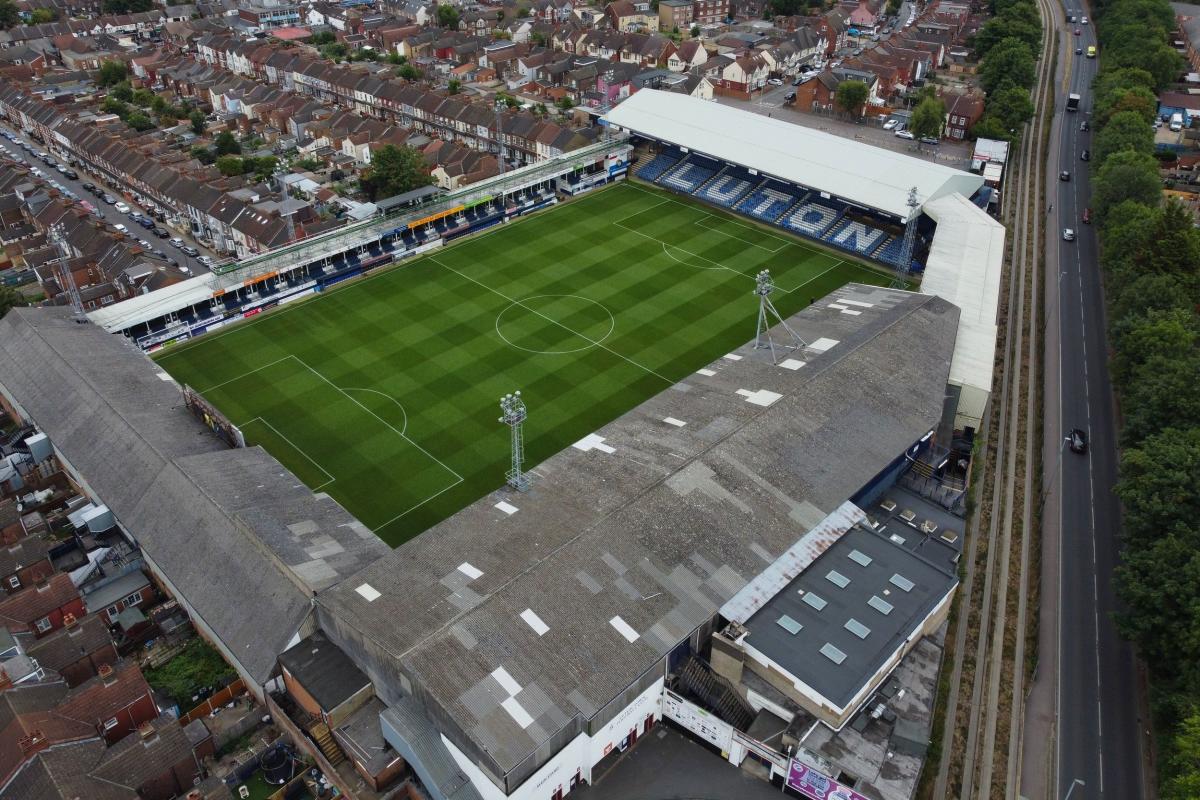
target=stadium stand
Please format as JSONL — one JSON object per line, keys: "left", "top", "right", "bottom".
{"left": 735, "top": 183, "right": 798, "bottom": 222}
{"left": 874, "top": 236, "right": 904, "bottom": 265}
{"left": 637, "top": 151, "right": 683, "bottom": 183}
{"left": 660, "top": 156, "right": 720, "bottom": 193}
{"left": 779, "top": 199, "right": 844, "bottom": 237}
{"left": 694, "top": 168, "right": 755, "bottom": 207}
{"left": 824, "top": 218, "right": 889, "bottom": 255}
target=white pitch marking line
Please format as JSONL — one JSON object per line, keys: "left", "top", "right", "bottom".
{"left": 691, "top": 213, "right": 790, "bottom": 253}
{"left": 430, "top": 257, "right": 674, "bottom": 385}
{"left": 239, "top": 417, "right": 336, "bottom": 490}
{"left": 196, "top": 354, "right": 296, "bottom": 394}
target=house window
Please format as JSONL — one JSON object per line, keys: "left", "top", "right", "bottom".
{"left": 7, "top": 576, "right": 17, "bottom": 589}
{"left": 107, "top": 604, "right": 120, "bottom": 618}
{"left": 103, "top": 717, "right": 119, "bottom": 730}
{"left": 35, "top": 617, "right": 52, "bottom": 633}
{"left": 125, "top": 591, "right": 143, "bottom": 606}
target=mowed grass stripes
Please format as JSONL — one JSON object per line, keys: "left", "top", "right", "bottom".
{"left": 157, "top": 182, "right": 890, "bottom": 546}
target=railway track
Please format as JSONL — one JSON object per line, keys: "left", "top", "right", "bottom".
{"left": 932, "top": 0, "right": 1056, "bottom": 796}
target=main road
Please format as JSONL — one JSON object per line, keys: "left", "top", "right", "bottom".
{"left": 1022, "top": 3, "right": 1147, "bottom": 798}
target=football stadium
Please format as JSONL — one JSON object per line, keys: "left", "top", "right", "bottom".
{"left": 156, "top": 182, "right": 890, "bottom": 545}
{"left": 0, "top": 92, "right": 1006, "bottom": 800}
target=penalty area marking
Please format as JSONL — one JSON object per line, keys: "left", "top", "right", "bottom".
{"left": 239, "top": 417, "right": 336, "bottom": 490}
{"left": 495, "top": 294, "right": 617, "bottom": 355}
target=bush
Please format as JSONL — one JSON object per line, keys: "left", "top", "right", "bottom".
{"left": 145, "top": 639, "right": 234, "bottom": 706}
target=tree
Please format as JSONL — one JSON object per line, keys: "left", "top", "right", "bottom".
{"left": 1095, "top": 109, "right": 1156, "bottom": 164}
{"left": 320, "top": 42, "right": 348, "bottom": 62}
{"left": 397, "top": 63, "right": 422, "bottom": 80}
{"left": 214, "top": 131, "right": 241, "bottom": 156}
{"left": 29, "top": 7, "right": 56, "bottom": 22}
{"left": 1111, "top": 307, "right": 1199, "bottom": 389}
{"left": 249, "top": 155, "right": 278, "bottom": 181}
{"left": 556, "top": 95, "right": 575, "bottom": 111}
{"left": 972, "top": 1, "right": 1041, "bottom": 58}
{"left": 1162, "top": 710, "right": 1200, "bottom": 800}
{"left": 125, "top": 111, "right": 154, "bottom": 131}
{"left": 909, "top": 96, "right": 945, "bottom": 140}
{"left": 188, "top": 109, "right": 206, "bottom": 136}
{"left": 1121, "top": 349, "right": 1200, "bottom": 444}
{"left": 1117, "top": 426, "right": 1200, "bottom": 545}
{"left": 215, "top": 155, "right": 245, "bottom": 176}
{"left": 437, "top": 3, "right": 460, "bottom": 28}
{"left": 101, "top": 97, "right": 128, "bottom": 116}
{"left": 0, "top": 0, "right": 18, "bottom": 29}
{"left": 979, "top": 37, "right": 1036, "bottom": 94}
{"left": 448, "top": 78, "right": 461, "bottom": 95}
{"left": 0, "top": 285, "right": 27, "bottom": 320}
{"left": 987, "top": 85, "right": 1034, "bottom": 133}
{"left": 835, "top": 79, "right": 868, "bottom": 116}
{"left": 970, "top": 114, "right": 1015, "bottom": 141}
{"left": 690, "top": 24, "right": 700, "bottom": 37}
{"left": 131, "top": 88, "right": 155, "bottom": 107}
{"left": 386, "top": 52, "right": 406, "bottom": 65}
{"left": 518, "top": 6, "right": 530, "bottom": 16}
{"left": 1093, "top": 85, "right": 1158, "bottom": 127}
{"left": 531, "top": 30, "right": 548, "bottom": 46}
{"left": 96, "top": 60, "right": 128, "bottom": 88}
{"left": 190, "top": 145, "right": 215, "bottom": 164}
{"left": 1091, "top": 150, "right": 1162, "bottom": 220}
{"left": 359, "top": 144, "right": 433, "bottom": 201}
{"left": 309, "top": 31, "right": 337, "bottom": 46}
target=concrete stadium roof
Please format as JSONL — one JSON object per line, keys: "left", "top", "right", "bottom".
{"left": 318, "top": 284, "right": 960, "bottom": 786}
{"left": 919, "top": 193, "right": 1005, "bottom": 427}
{"left": 602, "top": 89, "right": 985, "bottom": 219}
{"left": 0, "top": 309, "right": 389, "bottom": 685}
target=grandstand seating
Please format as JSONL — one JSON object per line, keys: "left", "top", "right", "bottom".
{"left": 824, "top": 218, "right": 888, "bottom": 255}
{"left": 660, "top": 157, "right": 719, "bottom": 193}
{"left": 779, "top": 199, "right": 844, "bottom": 237}
{"left": 637, "top": 152, "right": 682, "bottom": 183}
{"left": 874, "top": 236, "right": 904, "bottom": 265}
{"left": 695, "top": 169, "right": 755, "bottom": 207}
{"left": 735, "top": 184, "right": 798, "bottom": 222}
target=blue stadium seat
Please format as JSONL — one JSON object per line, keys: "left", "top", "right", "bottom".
{"left": 823, "top": 219, "right": 889, "bottom": 254}
{"left": 874, "top": 236, "right": 904, "bottom": 265}
{"left": 779, "top": 200, "right": 843, "bottom": 237}
{"left": 735, "top": 186, "right": 797, "bottom": 222}
{"left": 696, "top": 169, "right": 754, "bottom": 207}
{"left": 637, "top": 153, "right": 681, "bottom": 183}
{"left": 660, "top": 159, "right": 718, "bottom": 193}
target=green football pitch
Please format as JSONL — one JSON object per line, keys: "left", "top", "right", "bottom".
{"left": 157, "top": 182, "right": 892, "bottom": 546}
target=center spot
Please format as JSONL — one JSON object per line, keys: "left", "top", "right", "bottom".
{"left": 495, "top": 294, "right": 616, "bottom": 355}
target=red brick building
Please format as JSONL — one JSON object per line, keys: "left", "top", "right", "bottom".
{"left": 55, "top": 661, "right": 157, "bottom": 745}
{"left": 0, "top": 534, "right": 53, "bottom": 595}
{"left": 0, "top": 574, "right": 86, "bottom": 638}
{"left": 25, "top": 614, "right": 118, "bottom": 688}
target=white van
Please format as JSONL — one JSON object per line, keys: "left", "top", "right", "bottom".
{"left": 1170, "top": 112, "right": 1184, "bottom": 132}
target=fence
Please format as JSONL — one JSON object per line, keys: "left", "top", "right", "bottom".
{"left": 180, "top": 678, "right": 247, "bottom": 726}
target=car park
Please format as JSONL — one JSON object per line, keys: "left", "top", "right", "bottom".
{"left": 1062, "top": 228, "right": 1075, "bottom": 241}
{"left": 896, "top": 129, "right": 915, "bottom": 139}
{"left": 1060, "top": 170, "right": 1071, "bottom": 181}
{"left": 1069, "top": 428, "right": 1087, "bottom": 453}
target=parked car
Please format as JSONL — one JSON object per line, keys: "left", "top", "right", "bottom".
{"left": 766, "top": 78, "right": 783, "bottom": 86}
{"left": 154, "top": 227, "right": 170, "bottom": 238}
{"left": 180, "top": 245, "right": 199, "bottom": 257}
{"left": 197, "top": 255, "right": 215, "bottom": 266}
{"left": 82, "top": 182, "right": 95, "bottom": 192}
{"left": 169, "top": 237, "right": 184, "bottom": 248}
{"left": 113, "top": 223, "right": 128, "bottom": 233}
{"left": 920, "top": 136, "right": 939, "bottom": 145}
{"left": 1069, "top": 428, "right": 1087, "bottom": 453}
{"left": 1062, "top": 228, "right": 1075, "bottom": 241}
{"left": 1060, "top": 170, "right": 1071, "bottom": 181}
{"left": 883, "top": 119, "right": 900, "bottom": 131}
{"left": 114, "top": 201, "right": 130, "bottom": 213}
{"left": 137, "top": 217, "right": 155, "bottom": 229}
{"left": 63, "top": 169, "right": 78, "bottom": 180}
{"left": 102, "top": 193, "right": 117, "bottom": 204}
{"left": 137, "top": 238, "right": 152, "bottom": 248}
{"left": 895, "top": 129, "right": 915, "bottom": 139}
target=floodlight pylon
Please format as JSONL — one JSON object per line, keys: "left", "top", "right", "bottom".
{"left": 753, "top": 269, "right": 806, "bottom": 363}
{"left": 498, "top": 391, "right": 530, "bottom": 492}
{"left": 892, "top": 187, "right": 921, "bottom": 288}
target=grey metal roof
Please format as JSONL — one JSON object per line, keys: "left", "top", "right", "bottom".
{"left": 81, "top": 570, "right": 150, "bottom": 613}
{"left": 0, "top": 309, "right": 389, "bottom": 685}
{"left": 319, "top": 285, "right": 960, "bottom": 780}
{"left": 742, "top": 526, "right": 956, "bottom": 709}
